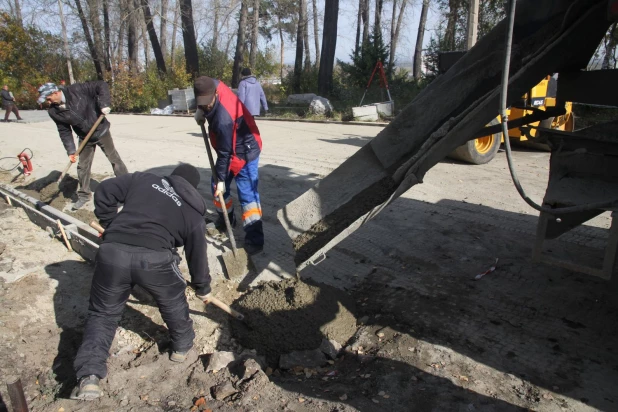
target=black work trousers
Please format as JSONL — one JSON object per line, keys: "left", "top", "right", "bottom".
{"left": 77, "top": 131, "right": 128, "bottom": 200}
{"left": 73, "top": 242, "right": 194, "bottom": 379}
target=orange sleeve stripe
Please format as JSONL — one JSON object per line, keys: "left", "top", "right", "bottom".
{"left": 214, "top": 199, "right": 233, "bottom": 208}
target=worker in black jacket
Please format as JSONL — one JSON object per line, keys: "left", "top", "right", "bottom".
{"left": 71, "top": 164, "right": 211, "bottom": 401}
{"left": 37, "top": 81, "right": 128, "bottom": 210}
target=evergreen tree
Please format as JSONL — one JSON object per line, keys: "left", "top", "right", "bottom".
{"left": 339, "top": 27, "right": 390, "bottom": 87}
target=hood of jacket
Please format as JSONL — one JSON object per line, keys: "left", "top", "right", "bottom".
{"left": 241, "top": 76, "right": 258, "bottom": 84}
{"left": 165, "top": 175, "right": 207, "bottom": 216}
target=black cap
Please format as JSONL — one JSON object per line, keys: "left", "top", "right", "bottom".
{"left": 194, "top": 76, "right": 216, "bottom": 106}
{"left": 241, "top": 68, "right": 251, "bottom": 76}
{"left": 171, "top": 164, "right": 200, "bottom": 189}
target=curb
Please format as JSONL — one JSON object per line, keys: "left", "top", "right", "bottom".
{"left": 114, "top": 112, "right": 389, "bottom": 127}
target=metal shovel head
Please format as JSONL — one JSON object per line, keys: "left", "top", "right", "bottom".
{"left": 222, "top": 247, "right": 253, "bottom": 279}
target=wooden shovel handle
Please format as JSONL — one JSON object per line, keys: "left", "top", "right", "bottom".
{"left": 90, "top": 221, "right": 105, "bottom": 234}
{"left": 57, "top": 114, "right": 106, "bottom": 184}
{"left": 203, "top": 295, "right": 245, "bottom": 321}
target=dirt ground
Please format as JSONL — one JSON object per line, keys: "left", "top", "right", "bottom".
{"left": 0, "top": 113, "right": 617, "bottom": 411}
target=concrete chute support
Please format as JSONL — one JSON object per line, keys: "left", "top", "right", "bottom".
{"left": 277, "top": 0, "right": 613, "bottom": 270}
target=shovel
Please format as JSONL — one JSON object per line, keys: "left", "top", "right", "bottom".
{"left": 57, "top": 114, "right": 106, "bottom": 185}
{"left": 199, "top": 123, "right": 252, "bottom": 280}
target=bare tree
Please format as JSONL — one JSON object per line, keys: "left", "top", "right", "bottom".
{"left": 75, "top": 0, "right": 104, "bottom": 79}
{"left": 355, "top": 0, "right": 361, "bottom": 57}
{"left": 249, "top": 0, "right": 259, "bottom": 68}
{"left": 212, "top": 0, "right": 220, "bottom": 49}
{"left": 232, "top": 0, "right": 248, "bottom": 87}
{"left": 87, "top": 0, "right": 107, "bottom": 74}
{"left": 58, "top": 0, "right": 75, "bottom": 83}
{"left": 103, "top": 0, "right": 112, "bottom": 71}
{"left": 179, "top": 0, "right": 199, "bottom": 77}
{"left": 318, "top": 0, "right": 338, "bottom": 95}
{"left": 140, "top": 0, "right": 167, "bottom": 73}
{"left": 171, "top": 0, "right": 179, "bottom": 65}
{"left": 388, "top": 0, "right": 406, "bottom": 74}
{"left": 124, "top": 0, "right": 139, "bottom": 72}
{"left": 160, "top": 0, "right": 168, "bottom": 58}
{"left": 444, "top": 0, "right": 461, "bottom": 50}
{"left": 312, "top": 0, "right": 319, "bottom": 68}
{"left": 361, "top": 0, "right": 369, "bottom": 45}
{"left": 293, "top": 0, "right": 306, "bottom": 92}
{"left": 413, "top": 0, "right": 429, "bottom": 80}
{"left": 302, "top": 0, "right": 311, "bottom": 70}
{"left": 14, "top": 0, "right": 22, "bottom": 26}
{"left": 374, "top": 0, "right": 382, "bottom": 32}
{"left": 138, "top": 0, "right": 150, "bottom": 67}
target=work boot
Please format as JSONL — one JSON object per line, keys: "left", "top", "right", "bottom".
{"left": 70, "top": 375, "right": 102, "bottom": 400}
{"left": 170, "top": 348, "right": 192, "bottom": 363}
{"left": 72, "top": 196, "right": 90, "bottom": 210}
{"left": 215, "top": 211, "right": 237, "bottom": 232}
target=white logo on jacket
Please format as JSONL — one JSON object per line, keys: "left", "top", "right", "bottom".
{"left": 152, "top": 179, "right": 182, "bottom": 206}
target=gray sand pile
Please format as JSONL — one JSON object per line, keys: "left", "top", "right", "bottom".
{"left": 230, "top": 278, "right": 357, "bottom": 364}
{"left": 15, "top": 171, "right": 97, "bottom": 224}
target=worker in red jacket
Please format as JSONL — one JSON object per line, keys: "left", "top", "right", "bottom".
{"left": 194, "top": 76, "right": 264, "bottom": 254}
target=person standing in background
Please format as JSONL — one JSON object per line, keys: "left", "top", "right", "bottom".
{"left": 1, "top": 85, "right": 23, "bottom": 122}
{"left": 237, "top": 68, "right": 268, "bottom": 117}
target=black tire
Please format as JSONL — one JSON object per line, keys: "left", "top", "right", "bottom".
{"left": 448, "top": 119, "right": 502, "bottom": 165}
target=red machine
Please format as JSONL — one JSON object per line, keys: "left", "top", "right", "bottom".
{"left": 17, "top": 150, "right": 33, "bottom": 176}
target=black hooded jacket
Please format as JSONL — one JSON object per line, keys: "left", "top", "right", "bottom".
{"left": 94, "top": 172, "right": 209, "bottom": 290}
{"left": 48, "top": 81, "right": 112, "bottom": 155}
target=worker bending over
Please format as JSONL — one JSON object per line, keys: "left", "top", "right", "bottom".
{"left": 71, "top": 164, "right": 211, "bottom": 400}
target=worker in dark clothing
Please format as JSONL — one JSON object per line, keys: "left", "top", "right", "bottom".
{"left": 37, "top": 81, "right": 128, "bottom": 210}
{"left": 2, "top": 85, "right": 23, "bottom": 122}
{"left": 71, "top": 164, "right": 211, "bottom": 401}
{"left": 194, "top": 76, "right": 264, "bottom": 255}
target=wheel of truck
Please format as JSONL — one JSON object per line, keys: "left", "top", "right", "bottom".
{"left": 448, "top": 119, "right": 501, "bottom": 165}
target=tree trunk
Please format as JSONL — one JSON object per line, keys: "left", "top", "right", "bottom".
{"left": 278, "top": 16, "right": 284, "bottom": 80}
{"left": 355, "top": 0, "right": 362, "bottom": 57}
{"left": 374, "top": 0, "right": 382, "bottom": 32}
{"left": 160, "top": 0, "right": 168, "bottom": 59}
{"left": 388, "top": 0, "right": 406, "bottom": 75}
{"left": 293, "top": 0, "right": 305, "bottom": 93}
{"left": 141, "top": 0, "right": 167, "bottom": 73}
{"left": 138, "top": 0, "right": 150, "bottom": 68}
{"left": 318, "top": 0, "right": 338, "bottom": 95}
{"left": 103, "top": 0, "right": 112, "bottom": 72}
{"left": 232, "top": 0, "right": 248, "bottom": 87}
{"left": 87, "top": 0, "right": 107, "bottom": 77}
{"left": 179, "top": 0, "right": 199, "bottom": 77}
{"left": 13, "top": 0, "right": 22, "bottom": 26}
{"left": 212, "top": 0, "right": 220, "bottom": 49}
{"left": 58, "top": 0, "right": 75, "bottom": 83}
{"left": 126, "top": 0, "right": 138, "bottom": 72}
{"left": 171, "top": 0, "right": 179, "bottom": 66}
{"left": 361, "top": 0, "right": 369, "bottom": 45}
{"left": 249, "top": 0, "right": 259, "bottom": 68}
{"left": 115, "top": 10, "right": 125, "bottom": 67}
{"left": 413, "top": 0, "right": 429, "bottom": 80}
{"left": 302, "top": 0, "right": 311, "bottom": 70}
{"left": 445, "top": 0, "right": 459, "bottom": 50}
{"left": 602, "top": 23, "right": 618, "bottom": 69}
{"left": 75, "top": 0, "right": 104, "bottom": 79}
{"left": 312, "top": 0, "right": 320, "bottom": 68}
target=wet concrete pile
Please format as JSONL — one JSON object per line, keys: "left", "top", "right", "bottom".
{"left": 15, "top": 171, "right": 97, "bottom": 224}
{"left": 230, "top": 278, "right": 357, "bottom": 368}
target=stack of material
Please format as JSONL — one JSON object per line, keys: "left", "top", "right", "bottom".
{"left": 168, "top": 88, "right": 196, "bottom": 112}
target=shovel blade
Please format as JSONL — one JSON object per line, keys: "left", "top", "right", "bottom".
{"left": 222, "top": 247, "right": 252, "bottom": 279}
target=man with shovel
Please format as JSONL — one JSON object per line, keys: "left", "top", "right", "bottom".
{"left": 194, "top": 76, "right": 264, "bottom": 255}
{"left": 37, "top": 81, "right": 128, "bottom": 210}
{"left": 71, "top": 163, "right": 212, "bottom": 400}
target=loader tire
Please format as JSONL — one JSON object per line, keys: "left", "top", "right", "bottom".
{"left": 449, "top": 119, "right": 501, "bottom": 165}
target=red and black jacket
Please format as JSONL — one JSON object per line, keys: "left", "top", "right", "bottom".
{"left": 204, "top": 80, "right": 263, "bottom": 181}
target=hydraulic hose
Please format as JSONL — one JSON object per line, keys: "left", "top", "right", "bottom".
{"left": 499, "top": 0, "right": 618, "bottom": 215}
